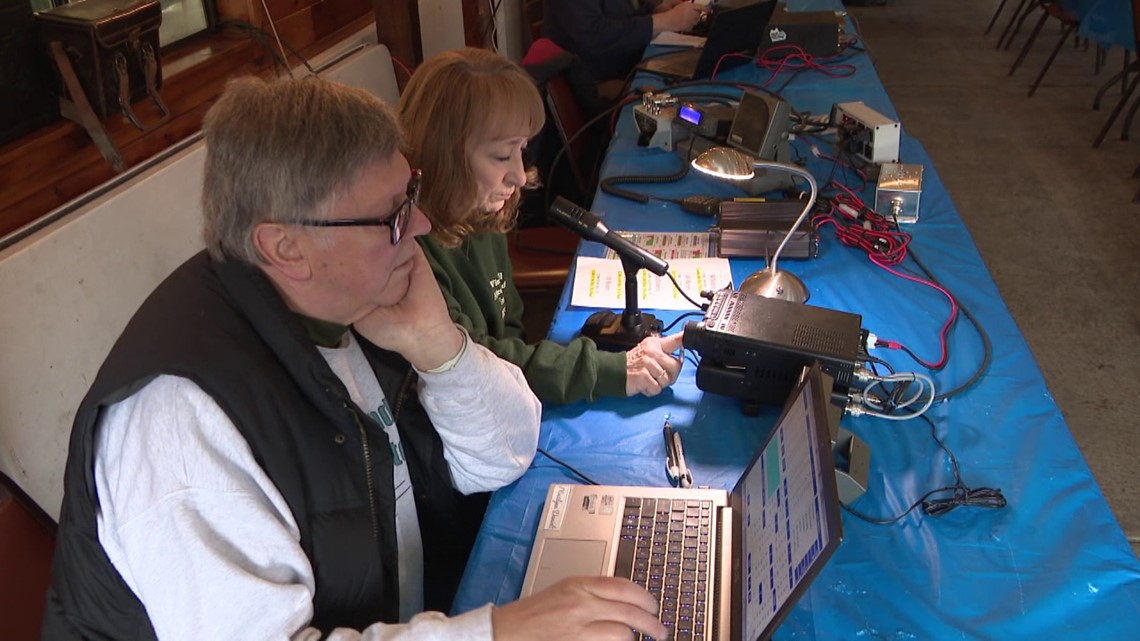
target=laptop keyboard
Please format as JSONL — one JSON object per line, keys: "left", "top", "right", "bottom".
{"left": 643, "top": 50, "right": 701, "bottom": 79}
{"left": 614, "top": 497, "right": 714, "bottom": 641}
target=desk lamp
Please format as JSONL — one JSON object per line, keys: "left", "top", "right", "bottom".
{"left": 690, "top": 147, "right": 818, "bottom": 303}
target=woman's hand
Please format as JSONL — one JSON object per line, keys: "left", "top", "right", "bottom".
{"left": 625, "top": 332, "right": 685, "bottom": 397}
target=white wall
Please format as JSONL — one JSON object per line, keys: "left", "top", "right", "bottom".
{"left": 416, "top": 0, "right": 526, "bottom": 61}
{"left": 0, "top": 145, "right": 206, "bottom": 520}
{"left": 495, "top": 0, "right": 526, "bottom": 61}
{"left": 0, "top": 27, "right": 399, "bottom": 520}
{"left": 418, "top": 0, "right": 467, "bottom": 59}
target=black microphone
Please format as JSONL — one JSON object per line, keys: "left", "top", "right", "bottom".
{"left": 545, "top": 196, "right": 666, "bottom": 351}
{"left": 548, "top": 196, "right": 669, "bottom": 276}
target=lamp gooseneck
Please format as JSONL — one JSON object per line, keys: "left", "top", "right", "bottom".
{"left": 751, "top": 160, "right": 817, "bottom": 276}
{"left": 691, "top": 148, "right": 818, "bottom": 303}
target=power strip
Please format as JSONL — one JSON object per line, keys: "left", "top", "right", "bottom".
{"left": 830, "top": 101, "right": 900, "bottom": 164}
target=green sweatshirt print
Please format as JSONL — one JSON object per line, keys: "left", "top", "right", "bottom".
{"left": 419, "top": 232, "right": 626, "bottom": 404}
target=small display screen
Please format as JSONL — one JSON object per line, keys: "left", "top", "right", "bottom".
{"left": 679, "top": 104, "right": 702, "bottom": 126}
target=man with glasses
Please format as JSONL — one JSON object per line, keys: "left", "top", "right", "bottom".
{"left": 296, "top": 169, "right": 421, "bottom": 242}
{"left": 43, "top": 76, "right": 667, "bottom": 641}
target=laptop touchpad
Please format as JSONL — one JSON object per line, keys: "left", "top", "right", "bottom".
{"left": 531, "top": 538, "right": 608, "bottom": 593}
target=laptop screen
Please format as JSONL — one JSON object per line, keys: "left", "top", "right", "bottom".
{"left": 733, "top": 363, "right": 843, "bottom": 640}
{"left": 695, "top": 0, "right": 778, "bottom": 79}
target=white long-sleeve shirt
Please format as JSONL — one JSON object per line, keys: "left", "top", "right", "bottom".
{"left": 94, "top": 329, "right": 540, "bottom": 641}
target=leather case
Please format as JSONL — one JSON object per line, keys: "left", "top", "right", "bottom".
{"left": 35, "top": 0, "right": 170, "bottom": 170}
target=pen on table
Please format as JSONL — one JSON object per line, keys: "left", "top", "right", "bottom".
{"left": 663, "top": 418, "right": 693, "bottom": 489}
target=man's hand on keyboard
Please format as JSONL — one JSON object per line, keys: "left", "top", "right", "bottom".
{"left": 491, "top": 576, "right": 668, "bottom": 641}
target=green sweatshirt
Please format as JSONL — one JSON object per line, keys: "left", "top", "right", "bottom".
{"left": 419, "top": 232, "right": 626, "bottom": 404}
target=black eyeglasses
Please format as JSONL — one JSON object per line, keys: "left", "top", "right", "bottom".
{"left": 296, "top": 169, "right": 421, "bottom": 246}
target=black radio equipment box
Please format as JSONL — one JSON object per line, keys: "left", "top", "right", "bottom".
{"left": 683, "top": 290, "right": 864, "bottom": 411}
{"left": 758, "top": 3, "right": 847, "bottom": 58}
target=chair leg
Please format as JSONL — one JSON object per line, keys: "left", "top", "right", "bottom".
{"left": 1125, "top": 52, "right": 1132, "bottom": 95}
{"left": 1093, "top": 72, "right": 1140, "bottom": 147}
{"left": 1093, "top": 58, "right": 1138, "bottom": 110}
{"left": 986, "top": 0, "right": 1012, "bottom": 34}
{"left": 998, "top": 0, "right": 1033, "bottom": 49}
{"left": 1120, "top": 93, "right": 1140, "bottom": 141}
{"left": 1002, "top": 0, "right": 1043, "bottom": 51}
{"left": 1129, "top": 164, "right": 1139, "bottom": 202}
{"left": 1010, "top": 11, "right": 1051, "bottom": 76}
{"left": 1028, "top": 23, "right": 1076, "bottom": 96}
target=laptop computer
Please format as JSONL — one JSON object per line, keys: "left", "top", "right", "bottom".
{"left": 637, "top": 0, "right": 778, "bottom": 81}
{"left": 520, "top": 362, "right": 843, "bottom": 641}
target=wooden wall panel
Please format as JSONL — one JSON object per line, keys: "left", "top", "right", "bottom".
{"left": 462, "top": 0, "right": 494, "bottom": 49}
{"left": 214, "top": 0, "right": 257, "bottom": 25}
{"left": 0, "top": 0, "right": 377, "bottom": 240}
{"left": 372, "top": 0, "right": 421, "bottom": 76}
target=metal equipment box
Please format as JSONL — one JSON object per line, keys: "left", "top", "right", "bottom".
{"left": 875, "top": 163, "right": 924, "bottom": 224}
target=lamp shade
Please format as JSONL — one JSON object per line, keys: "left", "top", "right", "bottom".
{"left": 690, "top": 146, "right": 757, "bottom": 181}
{"left": 691, "top": 147, "right": 818, "bottom": 303}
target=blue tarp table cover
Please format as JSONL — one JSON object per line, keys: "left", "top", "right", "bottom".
{"left": 452, "top": 1, "right": 1140, "bottom": 638}
{"left": 1068, "top": 0, "right": 1137, "bottom": 52}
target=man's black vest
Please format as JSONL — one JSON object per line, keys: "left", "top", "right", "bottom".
{"left": 42, "top": 251, "right": 489, "bottom": 639}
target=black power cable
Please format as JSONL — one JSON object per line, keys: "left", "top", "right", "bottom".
{"left": 536, "top": 447, "right": 599, "bottom": 485}
{"left": 842, "top": 414, "right": 1007, "bottom": 524}
{"left": 665, "top": 271, "right": 707, "bottom": 311}
{"left": 218, "top": 20, "right": 316, "bottom": 75}
{"left": 662, "top": 311, "right": 705, "bottom": 333}
{"left": 907, "top": 247, "right": 993, "bottom": 402}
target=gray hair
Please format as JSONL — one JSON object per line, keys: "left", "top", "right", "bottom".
{"left": 201, "top": 75, "right": 405, "bottom": 264}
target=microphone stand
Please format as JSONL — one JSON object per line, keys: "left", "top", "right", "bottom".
{"left": 581, "top": 254, "right": 663, "bottom": 352}
{"left": 545, "top": 196, "right": 669, "bottom": 351}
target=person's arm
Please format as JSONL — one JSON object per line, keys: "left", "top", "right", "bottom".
{"left": 546, "top": 1, "right": 655, "bottom": 59}
{"left": 650, "top": 0, "right": 705, "bottom": 35}
{"left": 491, "top": 576, "right": 668, "bottom": 641}
{"left": 310, "top": 607, "right": 493, "bottom": 641}
{"left": 414, "top": 328, "right": 542, "bottom": 495}
{"left": 452, "top": 303, "right": 685, "bottom": 404}
{"left": 431, "top": 243, "right": 683, "bottom": 404}
{"left": 320, "top": 576, "right": 668, "bottom": 641}
{"left": 352, "top": 245, "right": 541, "bottom": 494}
{"left": 94, "top": 375, "right": 495, "bottom": 641}
{"left": 419, "top": 235, "right": 625, "bottom": 404}
{"left": 452, "top": 295, "right": 627, "bottom": 405}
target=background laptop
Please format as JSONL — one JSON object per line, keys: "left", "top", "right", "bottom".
{"left": 520, "top": 362, "right": 843, "bottom": 641}
{"left": 638, "top": 0, "right": 778, "bottom": 80}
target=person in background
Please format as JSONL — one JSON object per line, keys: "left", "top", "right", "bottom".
{"left": 398, "top": 48, "right": 685, "bottom": 406}
{"left": 42, "top": 74, "right": 666, "bottom": 641}
{"left": 542, "top": 0, "right": 706, "bottom": 84}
